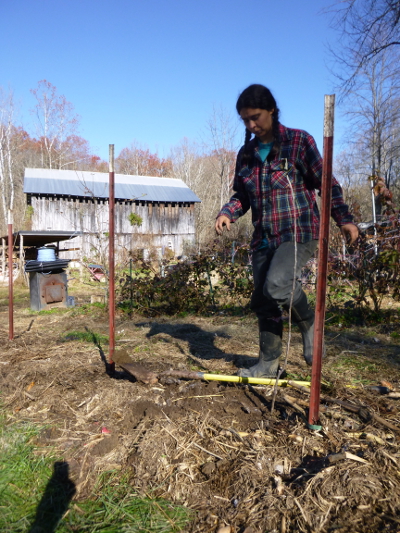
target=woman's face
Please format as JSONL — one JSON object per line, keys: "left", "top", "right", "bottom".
{"left": 239, "top": 107, "right": 274, "bottom": 143}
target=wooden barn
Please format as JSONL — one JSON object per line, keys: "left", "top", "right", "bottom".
{"left": 23, "top": 168, "right": 201, "bottom": 263}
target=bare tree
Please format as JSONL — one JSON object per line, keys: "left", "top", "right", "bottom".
{"left": 170, "top": 138, "right": 212, "bottom": 250}
{"left": 0, "top": 83, "right": 109, "bottom": 238}
{"left": 328, "top": 0, "right": 400, "bottom": 95}
{"left": 340, "top": 46, "right": 400, "bottom": 217}
{"left": 31, "top": 80, "right": 80, "bottom": 169}
{"left": 334, "top": 147, "right": 370, "bottom": 220}
{"left": 204, "top": 105, "right": 239, "bottom": 210}
{"left": 170, "top": 136, "right": 254, "bottom": 251}
{"left": 0, "top": 89, "right": 18, "bottom": 234}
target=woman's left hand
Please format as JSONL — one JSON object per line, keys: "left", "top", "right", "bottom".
{"left": 340, "top": 223, "right": 359, "bottom": 245}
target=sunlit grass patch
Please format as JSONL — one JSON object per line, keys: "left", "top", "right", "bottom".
{"left": 330, "top": 354, "right": 381, "bottom": 385}
{"left": 61, "top": 330, "right": 109, "bottom": 345}
{"left": 70, "top": 301, "right": 107, "bottom": 315}
{"left": 332, "top": 355, "right": 378, "bottom": 372}
{"left": 0, "top": 409, "right": 192, "bottom": 533}
{"left": 30, "top": 307, "right": 71, "bottom": 316}
{"left": 61, "top": 472, "right": 192, "bottom": 533}
{"left": 0, "top": 415, "right": 59, "bottom": 532}
{"left": 286, "top": 371, "right": 312, "bottom": 382}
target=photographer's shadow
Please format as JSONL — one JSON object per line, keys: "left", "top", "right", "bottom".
{"left": 28, "top": 461, "right": 76, "bottom": 533}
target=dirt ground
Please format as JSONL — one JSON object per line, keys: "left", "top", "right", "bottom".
{"left": 1, "top": 280, "right": 400, "bottom": 533}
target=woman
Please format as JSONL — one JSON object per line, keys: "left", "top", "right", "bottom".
{"left": 215, "top": 84, "right": 358, "bottom": 378}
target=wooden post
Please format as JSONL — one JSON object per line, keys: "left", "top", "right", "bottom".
{"left": 2, "top": 238, "right": 5, "bottom": 282}
{"left": 108, "top": 144, "right": 115, "bottom": 373}
{"left": 8, "top": 210, "right": 14, "bottom": 340}
{"left": 308, "top": 95, "right": 335, "bottom": 429}
{"left": 19, "top": 233, "right": 25, "bottom": 283}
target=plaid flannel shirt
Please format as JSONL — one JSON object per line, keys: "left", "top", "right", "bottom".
{"left": 218, "top": 124, "right": 353, "bottom": 251}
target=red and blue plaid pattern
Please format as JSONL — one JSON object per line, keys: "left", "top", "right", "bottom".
{"left": 218, "top": 125, "right": 353, "bottom": 251}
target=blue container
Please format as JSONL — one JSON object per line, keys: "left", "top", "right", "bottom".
{"left": 37, "top": 247, "right": 56, "bottom": 261}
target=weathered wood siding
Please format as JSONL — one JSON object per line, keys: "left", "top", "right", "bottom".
{"left": 30, "top": 196, "right": 196, "bottom": 261}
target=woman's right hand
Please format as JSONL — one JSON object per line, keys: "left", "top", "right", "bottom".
{"left": 215, "top": 216, "right": 231, "bottom": 235}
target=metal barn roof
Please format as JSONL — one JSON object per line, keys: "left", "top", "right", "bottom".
{"left": 24, "top": 168, "right": 201, "bottom": 203}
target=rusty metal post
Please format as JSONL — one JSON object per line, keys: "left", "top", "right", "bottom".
{"left": 108, "top": 145, "right": 115, "bottom": 372}
{"left": 8, "top": 210, "right": 14, "bottom": 340}
{"left": 308, "top": 95, "right": 335, "bottom": 429}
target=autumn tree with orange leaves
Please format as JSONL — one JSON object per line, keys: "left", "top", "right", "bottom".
{"left": 116, "top": 142, "right": 172, "bottom": 177}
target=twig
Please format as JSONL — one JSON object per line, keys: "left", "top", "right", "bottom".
{"left": 338, "top": 350, "right": 361, "bottom": 356}
{"left": 323, "top": 397, "right": 400, "bottom": 432}
{"left": 327, "top": 451, "right": 369, "bottom": 465}
{"left": 172, "top": 394, "right": 224, "bottom": 402}
{"left": 294, "top": 498, "right": 310, "bottom": 526}
{"left": 282, "top": 394, "right": 306, "bottom": 417}
{"left": 214, "top": 440, "right": 242, "bottom": 451}
{"left": 371, "top": 412, "right": 400, "bottom": 433}
{"left": 228, "top": 427, "right": 245, "bottom": 443}
{"left": 290, "top": 396, "right": 355, "bottom": 421}
{"left": 281, "top": 515, "right": 286, "bottom": 533}
{"left": 23, "top": 391, "right": 36, "bottom": 401}
{"left": 380, "top": 515, "right": 400, "bottom": 525}
{"left": 380, "top": 450, "right": 398, "bottom": 466}
{"left": 192, "top": 442, "right": 223, "bottom": 460}
{"left": 213, "top": 495, "right": 230, "bottom": 502}
{"left": 288, "top": 380, "right": 311, "bottom": 395}
{"left": 301, "top": 436, "right": 306, "bottom": 458}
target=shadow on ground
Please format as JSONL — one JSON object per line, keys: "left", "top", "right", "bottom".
{"left": 144, "top": 321, "right": 257, "bottom": 368}
{"left": 28, "top": 461, "right": 76, "bottom": 533}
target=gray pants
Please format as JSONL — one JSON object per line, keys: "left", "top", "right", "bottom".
{"left": 250, "top": 240, "right": 318, "bottom": 320}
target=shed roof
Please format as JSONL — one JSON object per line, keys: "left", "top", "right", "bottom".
{"left": 24, "top": 168, "right": 201, "bottom": 203}
{"left": 1, "top": 230, "right": 83, "bottom": 247}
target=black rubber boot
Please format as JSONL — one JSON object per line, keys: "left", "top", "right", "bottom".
{"left": 238, "top": 319, "right": 282, "bottom": 378}
{"left": 290, "top": 291, "right": 321, "bottom": 366}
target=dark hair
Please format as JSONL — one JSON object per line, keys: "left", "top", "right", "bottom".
{"left": 236, "top": 84, "right": 281, "bottom": 165}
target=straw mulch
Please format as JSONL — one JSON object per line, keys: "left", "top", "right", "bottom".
{"left": 1, "top": 307, "right": 400, "bottom": 532}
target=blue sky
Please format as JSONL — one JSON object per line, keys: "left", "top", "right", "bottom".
{"left": 0, "top": 0, "right": 343, "bottom": 161}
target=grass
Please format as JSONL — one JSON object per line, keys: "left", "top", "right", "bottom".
{"left": 27, "top": 303, "right": 106, "bottom": 317}
{"left": 61, "top": 327, "right": 128, "bottom": 346}
{"left": 0, "top": 284, "right": 30, "bottom": 308}
{"left": 0, "top": 410, "right": 192, "bottom": 532}
{"left": 61, "top": 329, "right": 109, "bottom": 345}
{"left": 286, "top": 371, "right": 312, "bottom": 382}
{"left": 70, "top": 302, "right": 107, "bottom": 316}
{"left": 331, "top": 355, "right": 378, "bottom": 372}
{"left": 0, "top": 283, "right": 107, "bottom": 317}
{"left": 29, "top": 307, "right": 71, "bottom": 316}
{"left": 61, "top": 473, "right": 192, "bottom": 532}
{"left": 0, "top": 416, "right": 51, "bottom": 532}
{"left": 330, "top": 355, "right": 380, "bottom": 385}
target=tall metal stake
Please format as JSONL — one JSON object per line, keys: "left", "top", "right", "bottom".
{"left": 308, "top": 95, "right": 335, "bottom": 428}
{"left": 8, "top": 210, "right": 14, "bottom": 340}
{"left": 108, "top": 145, "right": 115, "bottom": 372}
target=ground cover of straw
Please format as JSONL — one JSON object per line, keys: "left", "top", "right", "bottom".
{"left": 1, "top": 278, "right": 400, "bottom": 533}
